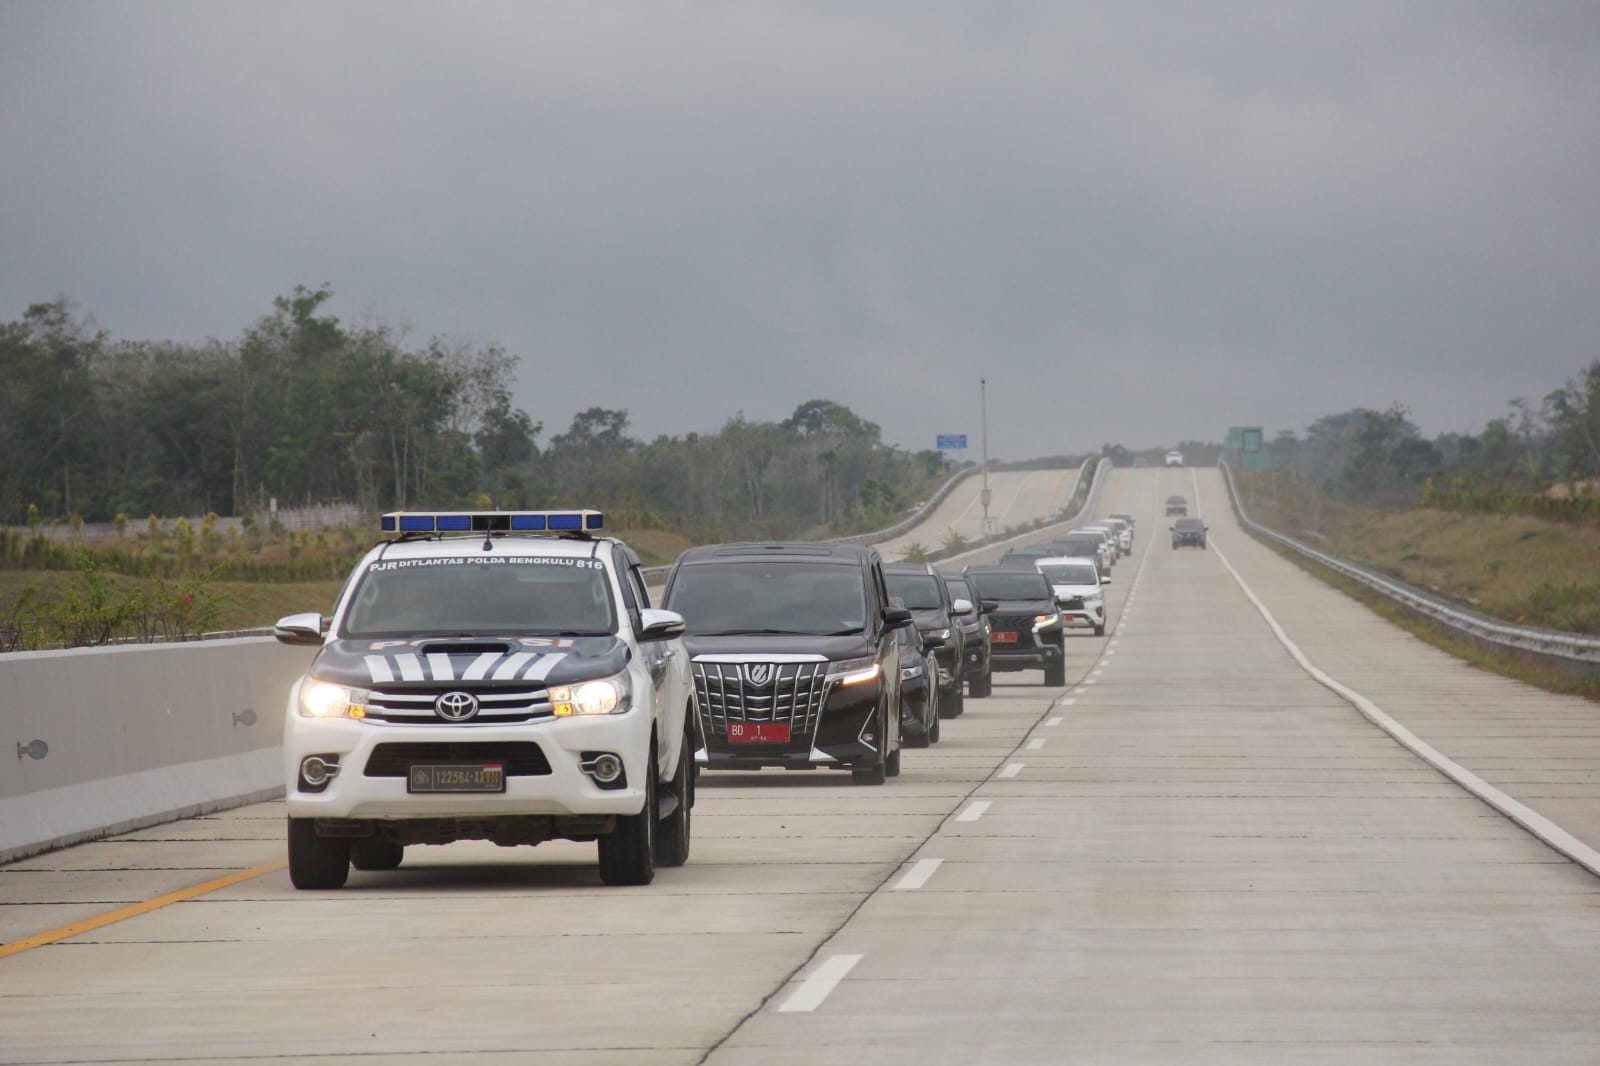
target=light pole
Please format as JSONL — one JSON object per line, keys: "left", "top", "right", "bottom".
{"left": 980, "top": 377, "right": 992, "bottom": 541}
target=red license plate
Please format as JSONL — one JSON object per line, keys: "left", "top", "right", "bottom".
{"left": 728, "top": 722, "right": 791, "bottom": 743}
{"left": 991, "top": 631, "right": 1018, "bottom": 643}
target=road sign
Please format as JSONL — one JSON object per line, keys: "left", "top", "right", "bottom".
{"left": 937, "top": 434, "right": 968, "bottom": 449}
{"left": 1242, "top": 427, "right": 1263, "bottom": 452}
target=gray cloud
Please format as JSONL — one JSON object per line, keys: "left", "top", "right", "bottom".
{"left": 4, "top": 1, "right": 1597, "bottom": 459}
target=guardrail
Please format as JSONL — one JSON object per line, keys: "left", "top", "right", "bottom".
{"left": 640, "top": 463, "right": 979, "bottom": 578}
{"left": 1220, "top": 461, "right": 1600, "bottom": 676}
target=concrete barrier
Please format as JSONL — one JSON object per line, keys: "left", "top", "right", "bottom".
{"left": 0, "top": 638, "right": 315, "bottom": 862}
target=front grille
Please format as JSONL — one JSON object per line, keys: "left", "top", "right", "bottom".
{"left": 364, "top": 742, "right": 552, "bottom": 777}
{"left": 1060, "top": 596, "right": 1085, "bottom": 610}
{"left": 989, "top": 613, "right": 1041, "bottom": 650}
{"left": 692, "top": 661, "right": 829, "bottom": 746}
{"left": 361, "top": 684, "right": 553, "bottom": 724}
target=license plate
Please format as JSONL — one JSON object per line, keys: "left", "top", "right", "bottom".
{"left": 991, "top": 631, "right": 1018, "bottom": 643}
{"left": 728, "top": 722, "right": 791, "bottom": 743}
{"left": 407, "top": 763, "right": 506, "bottom": 793}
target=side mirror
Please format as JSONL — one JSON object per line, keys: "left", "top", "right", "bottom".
{"left": 274, "top": 612, "right": 328, "bottom": 646}
{"left": 950, "top": 597, "right": 974, "bottom": 616}
{"left": 638, "top": 608, "right": 686, "bottom": 642}
{"left": 981, "top": 599, "right": 999, "bottom": 614}
{"left": 1101, "top": 575, "right": 1111, "bottom": 584}
{"left": 883, "top": 605, "right": 913, "bottom": 627}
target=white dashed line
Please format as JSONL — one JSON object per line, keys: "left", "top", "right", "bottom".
{"left": 956, "top": 800, "right": 991, "bottom": 822}
{"left": 998, "top": 762, "right": 1024, "bottom": 779}
{"left": 1026, "top": 738, "right": 1046, "bottom": 751}
{"left": 891, "top": 858, "right": 943, "bottom": 891}
{"left": 778, "top": 954, "right": 862, "bottom": 1013}
{"left": 1047, "top": 716, "right": 1063, "bottom": 726}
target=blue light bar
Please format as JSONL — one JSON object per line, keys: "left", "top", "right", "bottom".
{"left": 381, "top": 510, "right": 604, "bottom": 535}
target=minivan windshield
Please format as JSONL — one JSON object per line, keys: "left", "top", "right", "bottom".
{"left": 666, "top": 561, "right": 866, "bottom": 636}
{"left": 342, "top": 556, "right": 616, "bottom": 638}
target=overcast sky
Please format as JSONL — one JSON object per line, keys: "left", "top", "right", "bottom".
{"left": 4, "top": 1, "right": 1598, "bottom": 460}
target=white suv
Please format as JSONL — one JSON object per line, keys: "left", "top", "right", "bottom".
{"left": 1165, "top": 450, "right": 1184, "bottom": 466}
{"left": 273, "top": 510, "right": 694, "bottom": 889}
{"left": 1035, "top": 556, "right": 1106, "bottom": 637}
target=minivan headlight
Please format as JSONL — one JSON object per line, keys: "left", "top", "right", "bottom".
{"left": 827, "top": 655, "right": 881, "bottom": 686}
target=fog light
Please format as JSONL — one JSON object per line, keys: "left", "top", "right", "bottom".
{"left": 589, "top": 753, "right": 624, "bottom": 784}
{"left": 300, "top": 755, "right": 339, "bottom": 787}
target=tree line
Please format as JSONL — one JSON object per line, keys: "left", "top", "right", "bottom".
{"left": 0, "top": 288, "right": 953, "bottom": 540}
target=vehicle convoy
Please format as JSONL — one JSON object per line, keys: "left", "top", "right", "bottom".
{"left": 939, "top": 571, "right": 994, "bottom": 698}
{"left": 1035, "top": 556, "right": 1106, "bottom": 636}
{"left": 661, "top": 542, "right": 909, "bottom": 785}
{"left": 272, "top": 509, "right": 695, "bottom": 890}
{"left": 886, "top": 562, "right": 972, "bottom": 719}
{"left": 961, "top": 566, "right": 1066, "bottom": 687}
{"left": 1165, "top": 495, "right": 1188, "bottom": 516}
{"left": 1171, "top": 517, "right": 1209, "bottom": 549}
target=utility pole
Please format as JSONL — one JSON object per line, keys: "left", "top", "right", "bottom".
{"left": 980, "top": 376, "right": 992, "bottom": 541}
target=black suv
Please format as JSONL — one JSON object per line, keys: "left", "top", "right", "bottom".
{"left": 961, "top": 566, "right": 1065, "bottom": 687}
{"left": 1171, "top": 517, "right": 1208, "bottom": 549}
{"left": 885, "top": 562, "right": 969, "bottom": 719}
{"left": 1165, "top": 495, "right": 1188, "bottom": 516}
{"left": 939, "top": 571, "right": 994, "bottom": 698}
{"left": 662, "top": 542, "right": 911, "bottom": 785}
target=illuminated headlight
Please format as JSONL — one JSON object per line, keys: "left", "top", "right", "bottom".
{"left": 1033, "top": 612, "right": 1060, "bottom": 631}
{"left": 551, "top": 672, "right": 632, "bottom": 716}
{"left": 299, "top": 680, "right": 369, "bottom": 719}
{"left": 827, "top": 655, "right": 881, "bottom": 686}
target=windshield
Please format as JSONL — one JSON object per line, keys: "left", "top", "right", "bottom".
{"left": 943, "top": 575, "right": 972, "bottom": 602}
{"left": 886, "top": 574, "right": 944, "bottom": 610}
{"left": 968, "top": 571, "right": 1051, "bottom": 600}
{"left": 666, "top": 561, "right": 867, "bottom": 636}
{"left": 1040, "top": 564, "right": 1099, "bottom": 586}
{"left": 341, "top": 555, "right": 616, "bottom": 638}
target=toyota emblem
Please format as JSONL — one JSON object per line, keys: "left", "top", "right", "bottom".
{"left": 435, "top": 690, "right": 480, "bottom": 721}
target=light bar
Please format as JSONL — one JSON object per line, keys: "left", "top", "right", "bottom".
{"left": 381, "top": 510, "right": 604, "bottom": 534}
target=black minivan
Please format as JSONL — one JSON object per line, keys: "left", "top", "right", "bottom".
{"left": 662, "top": 542, "right": 912, "bottom": 785}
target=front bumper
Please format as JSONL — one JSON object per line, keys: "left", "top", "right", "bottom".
{"left": 283, "top": 709, "right": 653, "bottom": 820}
{"left": 697, "top": 678, "right": 882, "bottom": 770}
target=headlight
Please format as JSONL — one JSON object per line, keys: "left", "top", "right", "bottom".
{"left": 299, "top": 680, "right": 369, "bottom": 719}
{"left": 934, "top": 628, "right": 950, "bottom": 641}
{"left": 1084, "top": 592, "right": 1103, "bottom": 604}
{"left": 1033, "top": 612, "right": 1060, "bottom": 631}
{"left": 551, "top": 672, "right": 632, "bottom": 716}
{"left": 900, "top": 662, "right": 924, "bottom": 680}
{"left": 827, "top": 655, "right": 881, "bottom": 686}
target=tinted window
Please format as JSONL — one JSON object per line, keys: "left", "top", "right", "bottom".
{"left": 1175, "top": 518, "right": 1206, "bottom": 531}
{"left": 943, "top": 575, "right": 973, "bottom": 602}
{"left": 1039, "top": 564, "right": 1099, "bottom": 585}
{"left": 967, "top": 571, "right": 1052, "bottom": 600}
{"left": 342, "top": 557, "right": 615, "bottom": 637}
{"left": 665, "top": 561, "right": 866, "bottom": 636}
{"left": 886, "top": 574, "right": 944, "bottom": 610}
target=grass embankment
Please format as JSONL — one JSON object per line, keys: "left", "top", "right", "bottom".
{"left": 0, "top": 525, "right": 698, "bottom": 643}
{"left": 1229, "top": 470, "right": 1600, "bottom": 699}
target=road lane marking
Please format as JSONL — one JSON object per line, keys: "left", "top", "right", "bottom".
{"left": 1026, "top": 738, "right": 1046, "bottom": 750}
{"left": 1047, "top": 716, "right": 1063, "bottom": 726}
{"left": 956, "top": 800, "right": 992, "bottom": 822}
{"left": 0, "top": 858, "right": 288, "bottom": 960}
{"left": 1207, "top": 519, "right": 1600, "bottom": 881}
{"left": 778, "top": 953, "right": 862, "bottom": 1012}
{"left": 998, "top": 762, "right": 1024, "bottom": 778}
{"left": 891, "top": 859, "right": 943, "bottom": 891}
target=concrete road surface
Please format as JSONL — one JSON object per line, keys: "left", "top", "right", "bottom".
{"left": 2, "top": 467, "right": 1598, "bottom": 1064}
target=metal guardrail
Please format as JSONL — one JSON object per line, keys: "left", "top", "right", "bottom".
{"left": 1220, "top": 461, "right": 1600, "bottom": 673}
{"left": 640, "top": 463, "right": 979, "bottom": 578}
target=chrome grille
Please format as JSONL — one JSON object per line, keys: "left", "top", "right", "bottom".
{"left": 692, "top": 660, "right": 829, "bottom": 746}
{"left": 361, "top": 684, "right": 553, "bottom": 724}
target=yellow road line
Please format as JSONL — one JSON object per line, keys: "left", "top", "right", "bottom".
{"left": 0, "top": 857, "right": 286, "bottom": 960}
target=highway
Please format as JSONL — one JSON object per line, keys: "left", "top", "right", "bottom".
{"left": 3, "top": 467, "right": 1599, "bottom": 1064}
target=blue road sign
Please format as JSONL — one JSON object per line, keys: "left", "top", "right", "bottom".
{"left": 937, "top": 434, "right": 968, "bottom": 449}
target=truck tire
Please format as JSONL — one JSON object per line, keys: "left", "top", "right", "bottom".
{"left": 598, "top": 743, "right": 657, "bottom": 886}
{"left": 288, "top": 818, "right": 351, "bottom": 890}
{"left": 654, "top": 728, "right": 694, "bottom": 868}
{"left": 350, "top": 838, "right": 404, "bottom": 871}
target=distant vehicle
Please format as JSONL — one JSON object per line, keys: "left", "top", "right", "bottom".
{"left": 961, "top": 566, "right": 1065, "bottom": 687}
{"left": 885, "top": 562, "right": 969, "bottom": 719}
{"left": 1165, "top": 495, "right": 1188, "bottom": 516}
{"left": 893, "top": 618, "right": 941, "bottom": 747}
{"left": 1171, "top": 517, "right": 1208, "bottom": 549}
{"left": 1101, "top": 516, "right": 1133, "bottom": 553}
{"left": 1165, "top": 450, "right": 1184, "bottom": 466}
{"left": 1035, "top": 556, "right": 1106, "bottom": 637}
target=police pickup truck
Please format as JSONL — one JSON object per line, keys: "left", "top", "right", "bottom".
{"left": 272, "top": 510, "right": 695, "bottom": 889}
